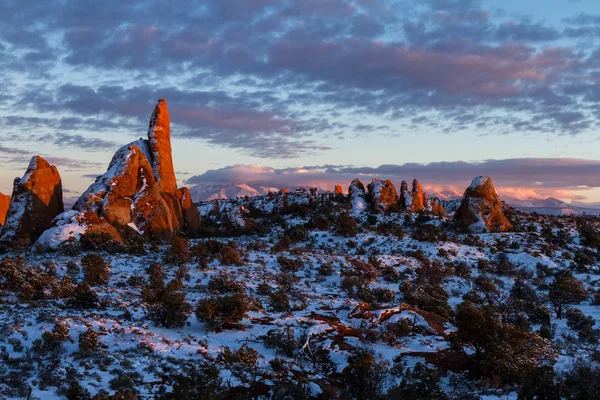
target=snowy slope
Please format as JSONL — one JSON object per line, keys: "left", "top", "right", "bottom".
{"left": 189, "top": 182, "right": 279, "bottom": 202}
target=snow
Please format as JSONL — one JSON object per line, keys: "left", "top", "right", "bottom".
{"left": 34, "top": 210, "right": 88, "bottom": 249}
{"left": 468, "top": 175, "right": 489, "bottom": 189}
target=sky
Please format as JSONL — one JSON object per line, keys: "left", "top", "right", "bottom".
{"left": 1, "top": 0, "right": 600, "bottom": 205}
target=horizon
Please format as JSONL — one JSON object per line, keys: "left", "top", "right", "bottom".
{"left": 1, "top": 0, "right": 600, "bottom": 204}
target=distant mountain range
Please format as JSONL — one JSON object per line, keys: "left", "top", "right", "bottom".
{"left": 189, "top": 182, "right": 279, "bottom": 202}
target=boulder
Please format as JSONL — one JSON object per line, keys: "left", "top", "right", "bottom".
{"left": 367, "top": 178, "right": 398, "bottom": 211}
{"left": 0, "top": 193, "right": 9, "bottom": 226}
{"left": 1, "top": 156, "right": 64, "bottom": 243}
{"left": 410, "top": 179, "right": 426, "bottom": 212}
{"left": 348, "top": 179, "right": 367, "bottom": 213}
{"left": 454, "top": 176, "right": 512, "bottom": 233}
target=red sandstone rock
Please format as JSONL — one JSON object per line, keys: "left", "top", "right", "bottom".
{"left": 367, "top": 178, "right": 398, "bottom": 211}
{"left": 148, "top": 98, "right": 178, "bottom": 194}
{"left": 0, "top": 193, "right": 9, "bottom": 226}
{"left": 36, "top": 99, "right": 201, "bottom": 248}
{"left": 427, "top": 197, "right": 447, "bottom": 218}
{"left": 454, "top": 176, "right": 512, "bottom": 232}
{"left": 410, "top": 179, "right": 426, "bottom": 212}
{"left": 1, "top": 156, "right": 64, "bottom": 243}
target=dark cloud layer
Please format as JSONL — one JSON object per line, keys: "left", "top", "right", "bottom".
{"left": 0, "top": 0, "right": 599, "bottom": 157}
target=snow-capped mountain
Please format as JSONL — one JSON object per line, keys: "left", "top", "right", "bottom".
{"left": 189, "top": 182, "right": 279, "bottom": 202}
{"left": 506, "top": 197, "right": 600, "bottom": 216}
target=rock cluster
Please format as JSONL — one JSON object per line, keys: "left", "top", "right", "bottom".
{"left": 454, "top": 176, "right": 512, "bottom": 232}
{"left": 36, "top": 99, "right": 201, "bottom": 248}
{"left": 0, "top": 193, "right": 9, "bottom": 226}
{"left": 1, "top": 156, "right": 64, "bottom": 244}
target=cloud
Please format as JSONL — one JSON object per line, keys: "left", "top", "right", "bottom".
{"left": 0, "top": 0, "right": 599, "bottom": 162}
{"left": 186, "top": 158, "right": 600, "bottom": 202}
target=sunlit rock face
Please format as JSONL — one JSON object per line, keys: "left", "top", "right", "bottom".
{"left": 35, "top": 99, "right": 201, "bottom": 249}
{"left": 410, "top": 179, "right": 426, "bottom": 212}
{"left": 1, "top": 156, "right": 64, "bottom": 243}
{"left": 0, "top": 193, "right": 10, "bottom": 226}
{"left": 367, "top": 178, "right": 398, "bottom": 212}
{"left": 426, "top": 197, "right": 447, "bottom": 218}
{"left": 454, "top": 176, "right": 512, "bottom": 233}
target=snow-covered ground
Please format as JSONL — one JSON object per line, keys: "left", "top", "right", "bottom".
{"left": 0, "top": 206, "right": 599, "bottom": 399}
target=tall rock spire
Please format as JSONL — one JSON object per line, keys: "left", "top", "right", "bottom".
{"left": 148, "top": 98, "right": 177, "bottom": 194}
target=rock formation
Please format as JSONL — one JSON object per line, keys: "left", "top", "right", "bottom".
{"left": 399, "top": 180, "right": 412, "bottom": 210}
{"left": 148, "top": 99, "right": 177, "bottom": 194}
{"left": 427, "top": 197, "right": 447, "bottom": 218}
{"left": 454, "top": 176, "right": 512, "bottom": 233}
{"left": 348, "top": 179, "right": 367, "bottom": 213}
{"left": 36, "top": 99, "right": 201, "bottom": 249}
{"left": 1, "top": 156, "right": 64, "bottom": 243}
{"left": 410, "top": 179, "right": 426, "bottom": 212}
{"left": 367, "top": 178, "right": 398, "bottom": 211}
{"left": 0, "top": 193, "right": 9, "bottom": 226}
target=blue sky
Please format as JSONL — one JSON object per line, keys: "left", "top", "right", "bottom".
{"left": 1, "top": 0, "right": 600, "bottom": 203}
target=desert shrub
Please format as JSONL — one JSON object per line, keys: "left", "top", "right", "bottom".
{"left": 340, "top": 348, "right": 388, "bottom": 400}
{"left": 548, "top": 271, "right": 587, "bottom": 319}
{"left": 195, "top": 293, "right": 248, "bottom": 329}
{"left": 284, "top": 225, "right": 309, "bottom": 243}
{"left": 450, "top": 301, "right": 557, "bottom": 382}
{"left": 387, "top": 362, "right": 448, "bottom": 400}
{"left": 376, "top": 222, "right": 404, "bottom": 237}
{"left": 577, "top": 219, "right": 600, "bottom": 249}
{"left": 272, "top": 235, "right": 292, "bottom": 253}
{"left": 162, "top": 237, "right": 191, "bottom": 266}
{"left": 81, "top": 254, "right": 110, "bottom": 285}
{"left": 66, "top": 260, "right": 80, "bottom": 279}
{"left": 343, "top": 259, "right": 377, "bottom": 284}
{"left": 334, "top": 213, "right": 360, "bottom": 237}
{"left": 78, "top": 328, "right": 99, "bottom": 353}
{"left": 64, "top": 381, "right": 92, "bottom": 400}
{"left": 357, "top": 286, "right": 395, "bottom": 306}
{"left": 219, "top": 245, "right": 244, "bottom": 265}
{"left": 565, "top": 308, "right": 597, "bottom": 343}
{"left": 41, "top": 321, "right": 71, "bottom": 351}
{"left": 218, "top": 344, "right": 259, "bottom": 367}
{"left": 269, "top": 289, "right": 290, "bottom": 312}
{"left": 561, "top": 361, "right": 600, "bottom": 399}
{"left": 68, "top": 283, "right": 98, "bottom": 309}
{"left": 143, "top": 264, "right": 192, "bottom": 328}
{"left": 306, "top": 214, "right": 331, "bottom": 231}
{"left": 207, "top": 272, "right": 245, "bottom": 294}
{"left": 317, "top": 263, "right": 334, "bottom": 276}
{"left": 155, "top": 363, "right": 223, "bottom": 400}
{"left": 80, "top": 232, "right": 126, "bottom": 253}
{"left": 277, "top": 255, "right": 304, "bottom": 275}
{"left": 260, "top": 326, "right": 302, "bottom": 357}
{"left": 400, "top": 280, "right": 453, "bottom": 319}
{"left": 518, "top": 366, "right": 560, "bottom": 400}
{"left": 412, "top": 224, "right": 447, "bottom": 242}
{"left": 453, "top": 261, "right": 472, "bottom": 279}
{"left": 381, "top": 266, "right": 402, "bottom": 283}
